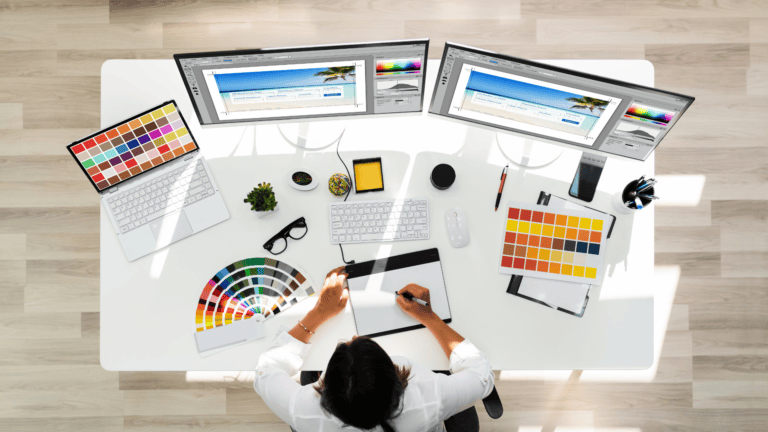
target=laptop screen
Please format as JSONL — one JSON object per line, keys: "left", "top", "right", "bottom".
{"left": 67, "top": 100, "right": 199, "bottom": 192}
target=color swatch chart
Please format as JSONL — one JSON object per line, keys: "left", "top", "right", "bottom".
{"left": 499, "top": 202, "right": 609, "bottom": 285}
{"left": 70, "top": 103, "right": 196, "bottom": 191}
{"left": 195, "top": 257, "right": 316, "bottom": 333}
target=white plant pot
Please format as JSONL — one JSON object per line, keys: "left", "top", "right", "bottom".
{"left": 256, "top": 204, "right": 279, "bottom": 218}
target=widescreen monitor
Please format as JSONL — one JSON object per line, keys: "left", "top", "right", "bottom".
{"left": 429, "top": 42, "right": 695, "bottom": 161}
{"left": 174, "top": 39, "right": 429, "bottom": 128}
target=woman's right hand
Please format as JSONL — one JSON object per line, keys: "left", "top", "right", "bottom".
{"left": 396, "top": 283, "right": 435, "bottom": 323}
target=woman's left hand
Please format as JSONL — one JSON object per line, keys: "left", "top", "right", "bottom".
{"left": 311, "top": 266, "right": 349, "bottom": 323}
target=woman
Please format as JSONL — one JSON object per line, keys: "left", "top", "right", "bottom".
{"left": 254, "top": 267, "right": 494, "bottom": 432}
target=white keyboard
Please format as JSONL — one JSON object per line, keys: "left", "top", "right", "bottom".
{"left": 329, "top": 198, "right": 429, "bottom": 244}
{"left": 107, "top": 159, "right": 215, "bottom": 234}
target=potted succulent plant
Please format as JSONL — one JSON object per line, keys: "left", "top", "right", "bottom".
{"left": 244, "top": 183, "right": 278, "bottom": 217}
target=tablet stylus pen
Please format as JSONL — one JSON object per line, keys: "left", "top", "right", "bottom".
{"left": 396, "top": 292, "right": 429, "bottom": 307}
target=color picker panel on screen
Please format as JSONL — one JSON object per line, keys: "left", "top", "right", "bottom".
{"left": 499, "top": 202, "right": 610, "bottom": 285}
{"left": 69, "top": 103, "right": 197, "bottom": 191}
{"left": 194, "top": 257, "right": 316, "bottom": 333}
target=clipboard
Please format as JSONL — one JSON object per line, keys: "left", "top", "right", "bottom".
{"left": 505, "top": 192, "right": 616, "bottom": 317}
{"left": 345, "top": 248, "right": 452, "bottom": 338}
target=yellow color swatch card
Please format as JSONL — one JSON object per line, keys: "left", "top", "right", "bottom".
{"left": 353, "top": 157, "right": 384, "bottom": 192}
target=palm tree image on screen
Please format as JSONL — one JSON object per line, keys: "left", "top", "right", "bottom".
{"left": 314, "top": 66, "right": 356, "bottom": 83}
{"left": 566, "top": 96, "right": 608, "bottom": 113}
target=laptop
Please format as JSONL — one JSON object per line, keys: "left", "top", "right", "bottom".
{"left": 67, "top": 100, "right": 230, "bottom": 261}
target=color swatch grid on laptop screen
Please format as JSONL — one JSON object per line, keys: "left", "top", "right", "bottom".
{"left": 70, "top": 104, "right": 196, "bottom": 191}
{"left": 499, "top": 203, "right": 609, "bottom": 285}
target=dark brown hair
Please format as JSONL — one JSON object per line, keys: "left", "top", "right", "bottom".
{"left": 314, "top": 337, "right": 411, "bottom": 431}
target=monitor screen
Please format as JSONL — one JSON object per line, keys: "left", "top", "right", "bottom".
{"left": 174, "top": 39, "right": 429, "bottom": 126}
{"left": 67, "top": 101, "right": 199, "bottom": 192}
{"left": 429, "top": 43, "right": 695, "bottom": 161}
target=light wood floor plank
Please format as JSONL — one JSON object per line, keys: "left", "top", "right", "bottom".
{"left": 0, "top": 103, "right": 23, "bottom": 129}
{"left": 0, "top": 50, "right": 57, "bottom": 77}
{"left": 693, "top": 329, "right": 768, "bottom": 356}
{"left": 656, "top": 226, "right": 720, "bottom": 253}
{"left": 693, "top": 355, "right": 768, "bottom": 381}
{"left": 0, "top": 365, "right": 118, "bottom": 391}
{"left": 0, "top": 207, "right": 100, "bottom": 234}
{"left": 109, "top": 0, "right": 280, "bottom": 23}
{"left": 494, "top": 381, "right": 693, "bottom": 410}
{"left": 690, "top": 303, "right": 768, "bottom": 330}
{"left": 404, "top": 20, "right": 537, "bottom": 54}
{"left": 0, "top": 390, "right": 124, "bottom": 418}
{"left": 162, "top": 21, "right": 406, "bottom": 50}
{"left": 0, "top": 129, "right": 94, "bottom": 156}
{"left": 0, "top": 182, "right": 97, "bottom": 207}
{"left": 0, "top": 234, "right": 25, "bottom": 260}
{"left": 656, "top": 252, "right": 721, "bottom": 277}
{"left": 56, "top": 49, "right": 179, "bottom": 77}
{"left": 0, "top": 417, "right": 124, "bottom": 432}
{"left": 656, "top": 201, "right": 712, "bottom": 227}
{"left": 277, "top": 0, "right": 520, "bottom": 21}
{"left": 0, "top": 156, "right": 86, "bottom": 182}
{"left": 720, "top": 226, "right": 768, "bottom": 251}
{"left": 81, "top": 312, "right": 99, "bottom": 339}
{"left": 120, "top": 371, "right": 254, "bottom": 391}
{"left": 26, "top": 233, "right": 99, "bottom": 260}
{"left": 712, "top": 200, "right": 768, "bottom": 226}
{"left": 123, "top": 415, "right": 284, "bottom": 432}
{"left": 721, "top": 252, "right": 768, "bottom": 277}
{"left": 747, "top": 65, "right": 768, "bottom": 95}
{"left": 537, "top": 18, "right": 750, "bottom": 45}
{"left": 751, "top": 18, "right": 768, "bottom": 42}
{"left": 523, "top": 0, "right": 768, "bottom": 18}
{"left": 646, "top": 43, "right": 750, "bottom": 68}
{"left": 0, "top": 25, "right": 57, "bottom": 51}
{"left": 57, "top": 23, "right": 163, "bottom": 50}
{"left": 0, "top": 312, "right": 81, "bottom": 339}
{"left": 675, "top": 277, "right": 768, "bottom": 305}
{"left": 0, "top": 338, "right": 100, "bottom": 366}
{"left": 123, "top": 390, "right": 226, "bottom": 416}
{"left": 0, "top": 260, "right": 25, "bottom": 313}
{"left": 0, "top": 1, "right": 109, "bottom": 26}
{"left": 694, "top": 380, "right": 768, "bottom": 408}
{"left": 594, "top": 408, "right": 768, "bottom": 432}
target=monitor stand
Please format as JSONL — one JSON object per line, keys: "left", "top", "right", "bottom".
{"left": 496, "top": 132, "right": 564, "bottom": 168}
{"left": 277, "top": 121, "right": 346, "bottom": 150}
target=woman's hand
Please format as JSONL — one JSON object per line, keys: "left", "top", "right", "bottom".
{"left": 311, "top": 266, "right": 350, "bottom": 323}
{"left": 396, "top": 283, "right": 436, "bottom": 323}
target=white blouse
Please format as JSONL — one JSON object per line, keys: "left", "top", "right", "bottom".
{"left": 254, "top": 331, "right": 494, "bottom": 432}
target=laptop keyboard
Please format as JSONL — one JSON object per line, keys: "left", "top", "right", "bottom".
{"left": 108, "top": 159, "right": 214, "bottom": 233}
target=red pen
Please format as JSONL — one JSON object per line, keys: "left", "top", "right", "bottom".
{"left": 494, "top": 164, "right": 508, "bottom": 211}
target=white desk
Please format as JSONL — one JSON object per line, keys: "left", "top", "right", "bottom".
{"left": 101, "top": 59, "right": 654, "bottom": 371}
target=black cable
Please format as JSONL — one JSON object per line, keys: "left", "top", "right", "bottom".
{"left": 339, "top": 244, "right": 354, "bottom": 265}
{"left": 335, "top": 129, "right": 355, "bottom": 265}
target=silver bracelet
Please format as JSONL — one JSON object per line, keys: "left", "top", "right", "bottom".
{"left": 298, "top": 320, "right": 315, "bottom": 335}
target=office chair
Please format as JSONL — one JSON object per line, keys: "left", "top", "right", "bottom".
{"left": 295, "top": 370, "right": 503, "bottom": 431}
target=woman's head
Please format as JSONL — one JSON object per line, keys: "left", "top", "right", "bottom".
{"left": 315, "top": 336, "right": 411, "bottom": 430}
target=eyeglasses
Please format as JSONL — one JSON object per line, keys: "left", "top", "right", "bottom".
{"left": 263, "top": 217, "right": 308, "bottom": 255}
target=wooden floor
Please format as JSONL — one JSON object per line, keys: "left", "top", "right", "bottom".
{"left": 1, "top": 1, "right": 767, "bottom": 430}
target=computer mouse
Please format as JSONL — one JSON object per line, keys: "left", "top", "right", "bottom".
{"left": 445, "top": 208, "right": 470, "bottom": 248}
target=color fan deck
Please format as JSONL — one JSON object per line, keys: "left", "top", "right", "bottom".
{"left": 499, "top": 202, "right": 610, "bottom": 285}
{"left": 195, "top": 257, "right": 316, "bottom": 333}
